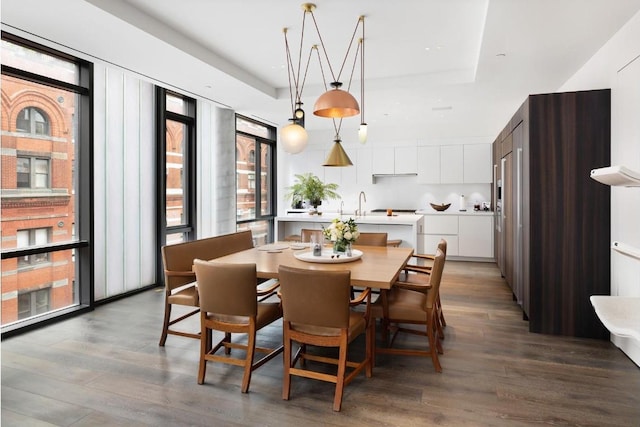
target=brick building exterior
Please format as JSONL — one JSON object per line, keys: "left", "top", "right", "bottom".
{"left": 1, "top": 75, "right": 76, "bottom": 323}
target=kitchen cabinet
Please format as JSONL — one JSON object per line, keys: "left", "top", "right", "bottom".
{"left": 420, "top": 213, "right": 494, "bottom": 259}
{"left": 416, "top": 146, "right": 440, "bottom": 184}
{"left": 372, "top": 146, "right": 417, "bottom": 175}
{"left": 463, "top": 144, "right": 492, "bottom": 183}
{"left": 417, "top": 143, "right": 491, "bottom": 184}
{"left": 440, "top": 145, "right": 463, "bottom": 183}
{"left": 458, "top": 216, "right": 493, "bottom": 257}
{"left": 493, "top": 89, "right": 611, "bottom": 339}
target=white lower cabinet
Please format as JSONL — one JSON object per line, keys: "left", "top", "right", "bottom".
{"left": 458, "top": 216, "right": 493, "bottom": 257}
{"left": 420, "top": 214, "right": 493, "bottom": 259}
{"left": 421, "top": 215, "right": 459, "bottom": 256}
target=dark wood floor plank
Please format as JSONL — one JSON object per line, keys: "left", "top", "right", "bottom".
{"left": 2, "top": 260, "right": 639, "bottom": 426}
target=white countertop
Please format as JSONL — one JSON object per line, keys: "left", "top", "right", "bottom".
{"left": 416, "top": 209, "right": 494, "bottom": 216}
{"left": 277, "top": 213, "right": 423, "bottom": 225}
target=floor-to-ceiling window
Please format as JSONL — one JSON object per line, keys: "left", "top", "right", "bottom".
{"left": 156, "top": 88, "right": 196, "bottom": 247}
{"left": 235, "top": 115, "right": 276, "bottom": 245}
{"left": 0, "top": 33, "right": 92, "bottom": 334}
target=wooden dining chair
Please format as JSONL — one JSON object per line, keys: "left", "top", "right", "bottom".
{"left": 278, "top": 265, "right": 374, "bottom": 411}
{"left": 402, "top": 239, "right": 448, "bottom": 338}
{"left": 193, "top": 260, "right": 283, "bottom": 393}
{"left": 354, "top": 232, "right": 388, "bottom": 247}
{"left": 300, "top": 228, "right": 324, "bottom": 243}
{"left": 371, "top": 248, "right": 446, "bottom": 373}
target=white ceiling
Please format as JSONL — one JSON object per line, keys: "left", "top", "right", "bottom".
{"left": 3, "top": 0, "right": 640, "bottom": 140}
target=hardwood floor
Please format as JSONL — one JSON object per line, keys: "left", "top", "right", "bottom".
{"left": 2, "top": 261, "right": 639, "bottom": 426}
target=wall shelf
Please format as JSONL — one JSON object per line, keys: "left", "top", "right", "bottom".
{"left": 612, "top": 241, "right": 640, "bottom": 261}
{"left": 590, "top": 296, "right": 640, "bottom": 340}
{"left": 590, "top": 165, "right": 640, "bottom": 186}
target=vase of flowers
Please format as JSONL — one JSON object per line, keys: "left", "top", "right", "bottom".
{"left": 323, "top": 217, "right": 359, "bottom": 255}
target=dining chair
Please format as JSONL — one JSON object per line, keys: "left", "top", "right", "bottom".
{"left": 371, "top": 248, "right": 446, "bottom": 372}
{"left": 402, "top": 239, "right": 448, "bottom": 338}
{"left": 159, "top": 243, "right": 201, "bottom": 346}
{"left": 193, "top": 260, "right": 283, "bottom": 393}
{"left": 300, "top": 228, "right": 324, "bottom": 243}
{"left": 278, "top": 265, "right": 374, "bottom": 412}
{"left": 354, "top": 232, "right": 388, "bottom": 247}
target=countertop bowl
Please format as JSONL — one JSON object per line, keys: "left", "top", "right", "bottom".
{"left": 430, "top": 203, "right": 451, "bottom": 212}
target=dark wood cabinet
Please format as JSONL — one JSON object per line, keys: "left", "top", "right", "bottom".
{"left": 493, "top": 89, "right": 611, "bottom": 339}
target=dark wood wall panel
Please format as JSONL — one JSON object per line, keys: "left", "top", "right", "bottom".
{"left": 495, "top": 89, "right": 610, "bottom": 339}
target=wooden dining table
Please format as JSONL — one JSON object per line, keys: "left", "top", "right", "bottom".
{"left": 212, "top": 243, "right": 414, "bottom": 290}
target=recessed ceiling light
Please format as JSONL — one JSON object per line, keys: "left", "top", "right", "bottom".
{"left": 425, "top": 47, "right": 431, "bottom": 51}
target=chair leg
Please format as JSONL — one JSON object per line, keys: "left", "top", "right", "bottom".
{"left": 437, "top": 295, "right": 447, "bottom": 327}
{"left": 224, "top": 332, "right": 232, "bottom": 355}
{"left": 159, "top": 299, "right": 171, "bottom": 346}
{"left": 241, "top": 327, "right": 257, "bottom": 393}
{"left": 427, "top": 316, "right": 442, "bottom": 373}
{"left": 366, "top": 319, "right": 374, "bottom": 377}
{"left": 197, "top": 323, "right": 209, "bottom": 384}
{"left": 282, "top": 332, "right": 292, "bottom": 401}
{"left": 333, "top": 338, "right": 348, "bottom": 412}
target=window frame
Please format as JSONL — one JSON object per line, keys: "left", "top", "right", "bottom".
{"left": 0, "top": 32, "right": 93, "bottom": 337}
{"left": 155, "top": 87, "right": 197, "bottom": 281}
{"left": 235, "top": 115, "right": 277, "bottom": 244}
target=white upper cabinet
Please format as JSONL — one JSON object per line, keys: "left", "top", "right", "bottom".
{"left": 440, "top": 145, "right": 464, "bottom": 183}
{"left": 355, "top": 147, "right": 372, "bottom": 184}
{"left": 394, "top": 146, "right": 418, "bottom": 174}
{"left": 417, "top": 143, "right": 492, "bottom": 184}
{"left": 372, "top": 146, "right": 417, "bottom": 175}
{"left": 463, "top": 144, "right": 492, "bottom": 183}
{"left": 372, "top": 147, "right": 395, "bottom": 174}
{"left": 417, "top": 146, "right": 440, "bottom": 183}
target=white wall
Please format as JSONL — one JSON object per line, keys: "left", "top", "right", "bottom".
{"left": 560, "top": 10, "right": 640, "bottom": 365}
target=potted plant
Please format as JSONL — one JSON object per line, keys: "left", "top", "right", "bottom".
{"left": 286, "top": 173, "right": 340, "bottom": 214}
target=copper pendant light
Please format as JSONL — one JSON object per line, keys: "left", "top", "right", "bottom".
{"left": 314, "top": 82, "right": 360, "bottom": 118}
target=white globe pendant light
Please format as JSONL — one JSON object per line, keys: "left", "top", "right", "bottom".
{"left": 280, "top": 123, "right": 308, "bottom": 154}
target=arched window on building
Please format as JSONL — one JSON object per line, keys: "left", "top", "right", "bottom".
{"left": 248, "top": 149, "right": 255, "bottom": 163}
{"left": 16, "top": 106, "right": 50, "bottom": 135}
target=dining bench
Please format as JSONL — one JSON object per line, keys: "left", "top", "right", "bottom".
{"left": 159, "top": 230, "right": 278, "bottom": 346}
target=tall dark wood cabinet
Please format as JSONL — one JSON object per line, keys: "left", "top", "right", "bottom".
{"left": 493, "top": 89, "right": 611, "bottom": 339}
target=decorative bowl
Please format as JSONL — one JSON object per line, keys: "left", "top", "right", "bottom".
{"left": 430, "top": 203, "right": 451, "bottom": 212}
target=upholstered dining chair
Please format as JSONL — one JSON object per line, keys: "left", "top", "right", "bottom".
{"left": 159, "top": 243, "right": 200, "bottom": 346}
{"left": 402, "top": 239, "right": 448, "bottom": 338}
{"left": 300, "top": 228, "right": 324, "bottom": 243}
{"left": 354, "top": 232, "right": 388, "bottom": 247}
{"left": 278, "top": 265, "right": 374, "bottom": 412}
{"left": 193, "top": 260, "right": 283, "bottom": 393}
{"left": 371, "top": 248, "right": 446, "bottom": 373}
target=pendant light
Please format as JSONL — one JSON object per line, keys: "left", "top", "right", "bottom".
{"left": 280, "top": 8, "right": 316, "bottom": 154}
{"left": 323, "top": 135, "right": 353, "bottom": 167}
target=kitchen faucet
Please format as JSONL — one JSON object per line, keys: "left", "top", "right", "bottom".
{"left": 357, "top": 191, "right": 367, "bottom": 216}
{"left": 339, "top": 200, "right": 344, "bottom": 215}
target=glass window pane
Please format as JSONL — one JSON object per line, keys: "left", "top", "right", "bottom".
{"left": 260, "top": 142, "right": 272, "bottom": 216}
{"left": 1, "top": 39, "right": 79, "bottom": 85}
{"left": 166, "top": 120, "right": 187, "bottom": 227}
{"left": 166, "top": 93, "right": 186, "bottom": 115}
{"left": 1, "top": 66, "right": 79, "bottom": 327}
{"left": 236, "top": 134, "right": 256, "bottom": 221}
{"left": 237, "top": 116, "right": 270, "bottom": 138}
{"left": 7, "top": 249, "right": 75, "bottom": 324}
{"left": 237, "top": 220, "right": 269, "bottom": 247}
